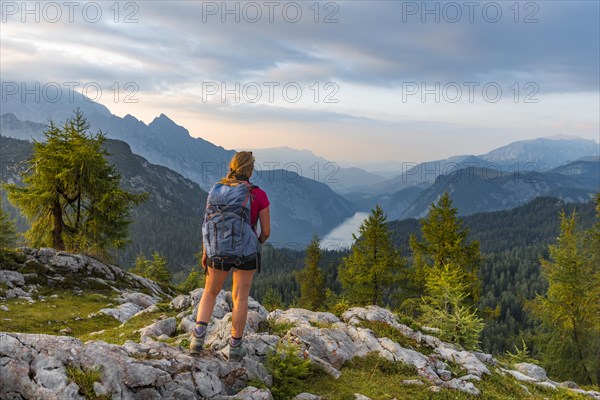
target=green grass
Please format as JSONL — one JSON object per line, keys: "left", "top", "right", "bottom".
{"left": 309, "top": 320, "right": 337, "bottom": 329}
{"left": 258, "top": 319, "right": 298, "bottom": 336}
{"left": 66, "top": 365, "right": 110, "bottom": 400}
{"left": 0, "top": 290, "right": 120, "bottom": 337}
{"left": 79, "top": 303, "right": 179, "bottom": 345}
{"left": 358, "top": 320, "right": 435, "bottom": 356}
{"left": 0, "top": 290, "right": 181, "bottom": 346}
{"left": 294, "top": 353, "right": 592, "bottom": 400}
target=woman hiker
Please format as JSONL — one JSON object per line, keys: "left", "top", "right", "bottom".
{"left": 190, "top": 151, "right": 270, "bottom": 361}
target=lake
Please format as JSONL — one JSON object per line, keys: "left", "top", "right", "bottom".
{"left": 320, "top": 212, "right": 369, "bottom": 251}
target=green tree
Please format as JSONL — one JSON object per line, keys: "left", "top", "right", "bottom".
{"left": 419, "top": 262, "right": 484, "bottom": 350}
{"left": 130, "top": 251, "right": 171, "bottom": 284}
{"left": 262, "top": 287, "right": 285, "bottom": 311}
{"left": 3, "top": 110, "right": 147, "bottom": 258}
{"left": 0, "top": 199, "right": 17, "bottom": 248}
{"left": 409, "top": 192, "right": 481, "bottom": 303}
{"left": 338, "top": 205, "right": 405, "bottom": 306}
{"left": 295, "top": 234, "right": 325, "bottom": 310}
{"left": 527, "top": 208, "right": 599, "bottom": 385}
{"left": 179, "top": 267, "right": 205, "bottom": 294}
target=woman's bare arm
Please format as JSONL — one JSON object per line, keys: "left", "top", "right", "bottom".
{"left": 258, "top": 207, "right": 270, "bottom": 244}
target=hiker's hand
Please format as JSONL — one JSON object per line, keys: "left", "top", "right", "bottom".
{"left": 202, "top": 252, "right": 208, "bottom": 269}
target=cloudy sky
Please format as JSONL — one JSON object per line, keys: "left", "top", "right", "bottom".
{"left": 1, "top": 1, "right": 599, "bottom": 164}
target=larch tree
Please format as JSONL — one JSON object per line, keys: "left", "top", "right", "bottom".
{"left": 3, "top": 110, "right": 147, "bottom": 258}
{"left": 527, "top": 204, "right": 599, "bottom": 385}
{"left": 409, "top": 192, "right": 481, "bottom": 303}
{"left": 338, "top": 205, "right": 405, "bottom": 306}
{"left": 0, "top": 199, "right": 17, "bottom": 248}
{"left": 295, "top": 233, "right": 326, "bottom": 311}
{"left": 409, "top": 192, "right": 483, "bottom": 349}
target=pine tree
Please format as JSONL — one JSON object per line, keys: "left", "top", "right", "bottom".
{"left": 0, "top": 199, "right": 17, "bottom": 248}
{"left": 338, "top": 205, "right": 405, "bottom": 306}
{"left": 527, "top": 208, "right": 599, "bottom": 385}
{"left": 295, "top": 234, "right": 325, "bottom": 310}
{"left": 409, "top": 192, "right": 481, "bottom": 303}
{"left": 3, "top": 110, "right": 147, "bottom": 258}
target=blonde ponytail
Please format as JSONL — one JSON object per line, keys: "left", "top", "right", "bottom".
{"left": 220, "top": 151, "right": 255, "bottom": 185}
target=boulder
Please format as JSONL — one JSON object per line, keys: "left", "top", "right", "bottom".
{"left": 170, "top": 294, "right": 192, "bottom": 311}
{"left": 514, "top": 362, "right": 548, "bottom": 381}
{"left": 139, "top": 317, "right": 177, "bottom": 339}
{"left": 231, "top": 386, "right": 273, "bottom": 400}
{"left": 0, "top": 270, "right": 26, "bottom": 288}
{"left": 100, "top": 302, "right": 145, "bottom": 323}
{"left": 293, "top": 393, "right": 321, "bottom": 400}
{"left": 117, "top": 292, "right": 160, "bottom": 309}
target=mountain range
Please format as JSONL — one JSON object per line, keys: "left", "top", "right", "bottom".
{"left": 0, "top": 135, "right": 355, "bottom": 268}
{"left": 1, "top": 95, "right": 234, "bottom": 192}
{"left": 1, "top": 84, "right": 598, "bottom": 230}
{"left": 400, "top": 160, "right": 599, "bottom": 219}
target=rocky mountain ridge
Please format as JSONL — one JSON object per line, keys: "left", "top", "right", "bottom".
{"left": 2, "top": 248, "right": 599, "bottom": 399}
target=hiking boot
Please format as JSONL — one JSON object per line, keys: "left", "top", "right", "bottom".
{"left": 189, "top": 325, "right": 207, "bottom": 355}
{"left": 228, "top": 338, "right": 246, "bottom": 362}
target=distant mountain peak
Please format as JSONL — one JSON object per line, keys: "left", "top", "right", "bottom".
{"left": 150, "top": 113, "right": 178, "bottom": 126}
{"left": 148, "top": 114, "right": 192, "bottom": 140}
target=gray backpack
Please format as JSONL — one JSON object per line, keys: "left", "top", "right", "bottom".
{"left": 202, "top": 182, "right": 261, "bottom": 270}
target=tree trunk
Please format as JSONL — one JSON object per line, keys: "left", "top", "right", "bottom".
{"left": 52, "top": 198, "right": 64, "bottom": 250}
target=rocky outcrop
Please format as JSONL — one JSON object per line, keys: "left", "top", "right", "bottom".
{"left": 2, "top": 250, "right": 599, "bottom": 399}
{"left": 497, "top": 364, "right": 600, "bottom": 399}
{"left": 0, "top": 332, "right": 271, "bottom": 400}
{"left": 268, "top": 306, "right": 483, "bottom": 396}
{"left": 0, "top": 247, "right": 173, "bottom": 301}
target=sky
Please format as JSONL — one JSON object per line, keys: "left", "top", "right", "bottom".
{"left": 1, "top": 0, "right": 599, "bottom": 164}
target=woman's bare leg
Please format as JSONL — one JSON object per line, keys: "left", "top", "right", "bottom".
{"left": 195, "top": 268, "right": 230, "bottom": 323}
{"left": 230, "top": 268, "right": 256, "bottom": 338}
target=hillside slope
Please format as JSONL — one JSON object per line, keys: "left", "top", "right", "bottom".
{"left": 1, "top": 248, "right": 598, "bottom": 400}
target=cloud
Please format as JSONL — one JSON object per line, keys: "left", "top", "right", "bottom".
{"left": 1, "top": 1, "right": 598, "bottom": 161}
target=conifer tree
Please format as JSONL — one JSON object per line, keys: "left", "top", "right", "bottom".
{"left": 0, "top": 199, "right": 17, "bottom": 248}
{"left": 409, "top": 192, "right": 484, "bottom": 348}
{"left": 527, "top": 206, "right": 599, "bottom": 385}
{"left": 130, "top": 251, "right": 171, "bottom": 284}
{"left": 409, "top": 192, "right": 481, "bottom": 303}
{"left": 295, "top": 234, "right": 325, "bottom": 310}
{"left": 3, "top": 110, "right": 147, "bottom": 257}
{"left": 338, "top": 205, "right": 404, "bottom": 306}
{"left": 262, "top": 287, "right": 285, "bottom": 311}
{"left": 179, "top": 267, "right": 205, "bottom": 294}
{"left": 419, "top": 261, "right": 484, "bottom": 349}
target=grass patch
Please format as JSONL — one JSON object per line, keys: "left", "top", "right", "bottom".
{"left": 300, "top": 352, "right": 425, "bottom": 400}
{"left": 0, "top": 290, "right": 120, "bottom": 337}
{"left": 309, "top": 320, "right": 337, "bottom": 329}
{"left": 359, "top": 320, "right": 434, "bottom": 356}
{"left": 79, "top": 303, "right": 179, "bottom": 345}
{"left": 297, "top": 355, "right": 592, "bottom": 400}
{"left": 66, "top": 365, "right": 110, "bottom": 400}
{"left": 258, "top": 319, "right": 297, "bottom": 337}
